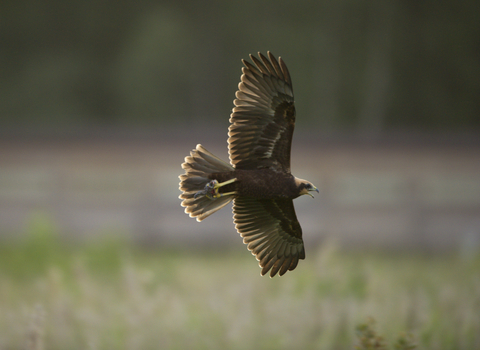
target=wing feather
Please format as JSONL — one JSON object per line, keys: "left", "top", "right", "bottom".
{"left": 228, "top": 52, "right": 296, "bottom": 172}
{"left": 269, "top": 256, "right": 286, "bottom": 277}
{"left": 233, "top": 197, "right": 305, "bottom": 277}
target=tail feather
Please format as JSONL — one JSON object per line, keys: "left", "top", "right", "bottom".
{"left": 179, "top": 144, "right": 235, "bottom": 221}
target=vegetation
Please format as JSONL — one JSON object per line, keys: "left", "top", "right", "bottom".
{"left": 1, "top": 0, "right": 479, "bottom": 131}
{"left": 0, "top": 220, "right": 479, "bottom": 349}
{"left": 354, "top": 317, "right": 416, "bottom": 350}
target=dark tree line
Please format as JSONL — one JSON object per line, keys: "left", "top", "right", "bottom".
{"left": 1, "top": 0, "right": 479, "bottom": 132}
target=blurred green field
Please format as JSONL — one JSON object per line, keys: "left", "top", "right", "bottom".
{"left": 0, "top": 218, "right": 479, "bottom": 350}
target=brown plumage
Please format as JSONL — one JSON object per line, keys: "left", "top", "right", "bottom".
{"left": 179, "top": 52, "right": 318, "bottom": 277}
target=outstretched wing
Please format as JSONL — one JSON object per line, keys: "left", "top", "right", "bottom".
{"left": 233, "top": 197, "right": 305, "bottom": 277}
{"left": 228, "top": 52, "right": 296, "bottom": 173}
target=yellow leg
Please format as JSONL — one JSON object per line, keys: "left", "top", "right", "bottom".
{"left": 214, "top": 178, "right": 237, "bottom": 189}
{"left": 214, "top": 191, "right": 237, "bottom": 197}
{"left": 195, "top": 178, "right": 238, "bottom": 199}
{"left": 210, "top": 178, "right": 237, "bottom": 198}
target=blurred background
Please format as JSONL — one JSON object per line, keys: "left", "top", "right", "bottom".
{"left": 1, "top": 2, "right": 480, "bottom": 348}
{"left": 1, "top": 0, "right": 480, "bottom": 252}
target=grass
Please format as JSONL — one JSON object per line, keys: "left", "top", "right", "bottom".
{"left": 0, "top": 216, "right": 479, "bottom": 349}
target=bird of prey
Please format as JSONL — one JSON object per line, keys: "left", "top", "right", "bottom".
{"left": 179, "top": 52, "right": 318, "bottom": 277}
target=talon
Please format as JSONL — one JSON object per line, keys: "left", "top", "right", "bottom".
{"left": 194, "top": 180, "right": 219, "bottom": 199}
{"left": 205, "top": 180, "right": 219, "bottom": 199}
{"left": 194, "top": 178, "right": 238, "bottom": 200}
{"left": 194, "top": 190, "right": 205, "bottom": 199}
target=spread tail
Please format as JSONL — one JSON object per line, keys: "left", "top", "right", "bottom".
{"left": 179, "top": 144, "right": 235, "bottom": 221}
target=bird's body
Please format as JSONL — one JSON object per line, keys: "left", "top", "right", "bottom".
{"left": 179, "top": 52, "right": 318, "bottom": 277}
{"left": 210, "top": 169, "right": 299, "bottom": 199}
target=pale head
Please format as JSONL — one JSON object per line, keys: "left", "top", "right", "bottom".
{"left": 294, "top": 177, "right": 319, "bottom": 198}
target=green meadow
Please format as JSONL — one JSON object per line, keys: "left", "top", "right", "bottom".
{"left": 1, "top": 218, "right": 479, "bottom": 350}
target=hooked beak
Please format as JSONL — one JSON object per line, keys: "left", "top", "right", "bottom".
{"left": 306, "top": 186, "right": 319, "bottom": 198}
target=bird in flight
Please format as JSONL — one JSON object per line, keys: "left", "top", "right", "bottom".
{"left": 179, "top": 52, "right": 318, "bottom": 277}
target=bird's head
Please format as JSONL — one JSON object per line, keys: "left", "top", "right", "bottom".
{"left": 294, "top": 178, "right": 319, "bottom": 198}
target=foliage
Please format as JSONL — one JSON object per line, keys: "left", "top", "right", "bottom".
{"left": 0, "top": 225, "right": 479, "bottom": 349}
{"left": 355, "top": 317, "right": 387, "bottom": 350}
{"left": 354, "top": 317, "right": 416, "bottom": 350}
{"left": 1, "top": 0, "right": 479, "bottom": 131}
